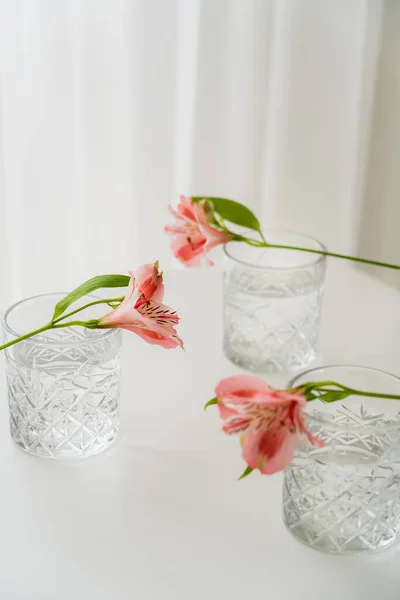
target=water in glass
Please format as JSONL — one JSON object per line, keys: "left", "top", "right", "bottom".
{"left": 2, "top": 294, "right": 122, "bottom": 460}
{"left": 223, "top": 233, "right": 326, "bottom": 373}
{"left": 283, "top": 366, "right": 400, "bottom": 554}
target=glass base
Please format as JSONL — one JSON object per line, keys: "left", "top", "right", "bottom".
{"left": 284, "top": 518, "right": 398, "bottom": 555}
{"left": 11, "top": 428, "right": 119, "bottom": 461}
{"left": 283, "top": 449, "right": 400, "bottom": 554}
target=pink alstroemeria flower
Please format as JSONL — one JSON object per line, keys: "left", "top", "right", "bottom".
{"left": 165, "top": 195, "right": 232, "bottom": 267}
{"left": 99, "top": 263, "right": 183, "bottom": 349}
{"left": 215, "top": 375, "right": 324, "bottom": 475}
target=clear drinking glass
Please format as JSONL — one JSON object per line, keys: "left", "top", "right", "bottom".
{"left": 283, "top": 365, "right": 400, "bottom": 554}
{"left": 2, "top": 294, "right": 122, "bottom": 460}
{"left": 223, "top": 231, "right": 326, "bottom": 373}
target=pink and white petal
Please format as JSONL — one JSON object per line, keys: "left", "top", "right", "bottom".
{"left": 99, "top": 274, "right": 139, "bottom": 326}
{"left": 150, "top": 281, "right": 164, "bottom": 303}
{"left": 296, "top": 430, "right": 324, "bottom": 448}
{"left": 134, "top": 264, "right": 165, "bottom": 303}
{"left": 172, "top": 239, "right": 207, "bottom": 266}
{"left": 181, "top": 252, "right": 206, "bottom": 268}
{"left": 257, "top": 431, "right": 297, "bottom": 475}
{"left": 218, "top": 402, "right": 240, "bottom": 421}
{"left": 242, "top": 429, "right": 297, "bottom": 475}
{"left": 136, "top": 299, "right": 179, "bottom": 326}
{"left": 165, "top": 224, "right": 188, "bottom": 235}
{"left": 294, "top": 408, "right": 324, "bottom": 448}
{"left": 178, "top": 195, "right": 197, "bottom": 221}
{"left": 195, "top": 203, "right": 232, "bottom": 244}
{"left": 204, "top": 239, "right": 223, "bottom": 255}
{"left": 168, "top": 204, "right": 189, "bottom": 222}
{"left": 170, "top": 233, "right": 202, "bottom": 253}
{"left": 297, "top": 424, "right": 325, "bottom": 448}
{"left": 132, "top": 312, "right": 183, "bottom": 346}
{"left": 282, "top": 391, "right": 307, "bottom": 407}
{"left": 253, "top": 389, "right": 306, "bottom": 409}
{"left": 215, "top": 375, "right": 271, "bottom": 403}
{"left": 128, "top": 326, "right": 182, "bottom": 349}
{"left": 100, "top": 304, "right": 150, "bottom": 329}
{"left": 205, "top": 255, "right": 214, "bottom": 267}
{"left": 134, "top": 264, "right": 155, "bottom": 289}
{"left": 118, "top": 271, "right": 136, "bottom": 309}
{"left": 222, "top": 415, "right": 252, "bottom": 435}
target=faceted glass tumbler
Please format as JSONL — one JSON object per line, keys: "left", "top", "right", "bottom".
{"left": 223, "top": 231, "right": 326, "bottom": 373}
{"left": 283, "top": 365, "right": 400, "bottom": 554}
{"left": 2, "top": 294, "right": 122, "bottom": 460}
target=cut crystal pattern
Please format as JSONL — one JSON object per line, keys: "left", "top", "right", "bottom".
{"left": 283, "top": 403, "right": 400, "bottom": 553}
{"left": 4, "top": 327, "right": 121, "bottom": 459}
{"left": 223, "top": 261, "right": 325, "bottom": 373}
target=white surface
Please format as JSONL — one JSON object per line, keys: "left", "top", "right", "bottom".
{"left": 0, "top": 263, "right": 400, "bottom": 599}
{"left": 1, "top": 0, "right": 400, "bottom": 304}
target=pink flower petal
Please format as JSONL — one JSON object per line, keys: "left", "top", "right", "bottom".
{"left": 242, "top": 429, "right": 297, "bottom": 475}
{"left": 165, "top": 224, "right": 187, "bottom": 235}
{"left": 293, "top": 404, "right": 325, "bottom": 448}
{"left": 134, "top": 263, "right": 154, "bottom": 287}
{"left": 99, "top": 272, "right": 137, "bottom": 326}
{"left": 195, "top": 203, "right": 232, "bottom": 245}
{"left": 172, "top": 238, "right": 207, "bottom": 266}
{"left": 98, "top": 265, "right": 183, "bottom": 350}
{"left": 222, "top": 416, "right": 252, "bottom": 435}
{"left": 100, "top": 305, "right": 156, "bottom": 331}
{"left": 218, "top": 403, "right": 239, "bottom": 420}
{"left": 178, "top": 195, "right": 197, "bottom": 221}
{"left": 215, "top": 375, "right": 271, "bottom": 403}
{"left": 165, "top": 196, "right": 232, "bottom": 268}
{"left": 168, "top": 204, "right": 187, "bottom": 221}
{"left": 182, "top": 253, "right": 207, "bottom": 268}
{"left": 134, "top": 263, "right": 164, "bottom": 303}
{"left": 136, "top": 299, "right": 179, "bottom": 327}
{"left": 254, "top": 389, "right": 307, "bottom": 408}
{"left": 119, "top": 271, "right": 136, "bottom": 307}
{"left": 129, "top": 326, "right": 183, "bottom": 349}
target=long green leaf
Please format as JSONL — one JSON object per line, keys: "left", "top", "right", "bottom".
{"left": 52, "top": 274, "right": 130, "bottom": 321}
{"left": 193, "top": 197, "right": 261, "bottom": 232}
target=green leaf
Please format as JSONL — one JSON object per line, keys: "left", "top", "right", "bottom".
{"left": 192, "top": 197, "right": 261, "bottom": 232}
{"left": 238, "top": 466, "right": 254, "bottom": 480}
{"left": 204, "top": 397, "right": 218, "bottom": 411}
{"left": 52, "top": 274, "right": 130, "bottom": 321}
{"left": 317, "top": 390, "right": 349, "bottom": 404}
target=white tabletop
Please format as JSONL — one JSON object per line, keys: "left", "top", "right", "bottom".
{"left": 1, "top": 263, "right": 400, "bottom": 600}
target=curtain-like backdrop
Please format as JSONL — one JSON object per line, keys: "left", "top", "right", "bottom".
{"left": 0, "top": 0, "right": 399, "bottom": 308}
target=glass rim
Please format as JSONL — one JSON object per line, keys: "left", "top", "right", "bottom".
{"left": 288, "top": 364, "right": 400, "bottom": 431}
{"left": 223, "top": 228, "right": 327, "bottom": 271}
{"left": 1, "top": 292, "right": 119, "bottom": 347}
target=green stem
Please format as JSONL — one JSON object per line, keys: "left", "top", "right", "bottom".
{"left": 236, "top": 235, "right": 400, "bottom": 270}
{"left": 317, "top": 388, "right": 400, "bottom": 401}
{"left": 0, "top": 320, "right": 98, "bottom": 352}
{"left": 258, "top": 229, "right": 267, "bottom": 245}
{"left": 0, "top": 323, "right": 53, "bottom": 351}
{"left": 300, "top": 381, "right": 350, "bottom": 392}
{"left": 232, "top": 235, "right": 264, "bottom": 248}
{"left": 53, "top": 297, "right": 123, "bottom": 324}
{"left": 264, "top": 243, "right": 400, "bottom": 271}
{"left": 53, "top": 320, "right": 94, "bottom": 329}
